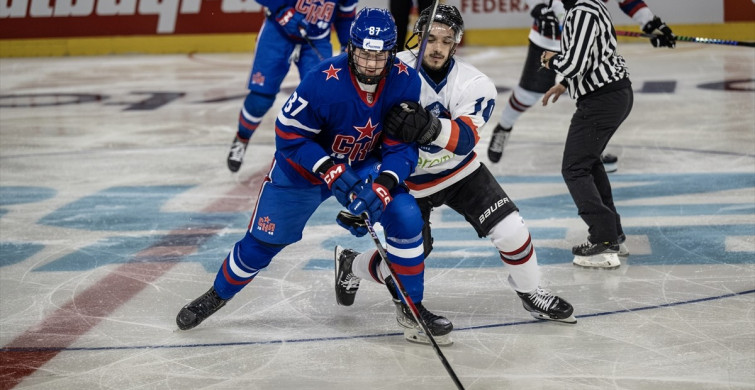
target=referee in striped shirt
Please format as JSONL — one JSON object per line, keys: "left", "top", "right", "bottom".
{"left": 541, "top": 0, "right": 632, "bottom": 268}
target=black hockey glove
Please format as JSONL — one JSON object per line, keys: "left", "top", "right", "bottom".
{"left": 336, "top": 210, "right": 367, "bottom": 237}
{"left": 642, "top": 16, "right": 676, "bottom": 48}
{"left": 384, "top": 101, "right": 441, "bottom": 145}
{"left": 530, "top": 4, "right": 560, "bottom": 38}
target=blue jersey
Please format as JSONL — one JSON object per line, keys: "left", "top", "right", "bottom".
{"left": 259, "top": 0, "right": 357, "bottom": 43}
{"left": 274, "top": 53, "right": 422, "bottom": 188}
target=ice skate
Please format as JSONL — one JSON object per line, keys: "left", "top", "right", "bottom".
{"left": 601, "top": 153, "right": 618, "bottom": 173}
{"left": 616, "top": 233, "right": 629, "bottom": 256}
{"left": 385, "top": 278, "right": 453, "bottom": 345}
{"left": 572, "top": 238, "right": 621, "bottom": 269}
{"left": 176, "top": 287, "right": 230, "bottom": 330}
{"left": 334, "top": 245, "right": 361, "bottom": 306}
{"left": 487, "top": 124, "right": 511, "bottom": 163}
{"left": 227, "top": 136, "right": 248, "bottom": 172}
{"left": 516, "top": 288, "right": 577, "bottom": 324}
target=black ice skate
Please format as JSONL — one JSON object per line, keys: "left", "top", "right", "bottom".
{"left": 517, "top": 288, "right": 577, "bottom": 324}
{"left": 176, "top": 287, "right": 229, "bottom": 330}
{"left": 487, "top": 124, "right": 511, "bottom": 163}
{"left": 334, "top": 245, "right": 361, "bottom": 306}
{"left": 385, "top": 277, "right": 453, "bottom": 345}
{"left": 227, "top": 136, "right": 248, "bottom": 172}
{"left": 601, "top": 153, "right": 618, "bottom": 173}
{"left": 572, "top": 237, "right": 621, "bottom": 269}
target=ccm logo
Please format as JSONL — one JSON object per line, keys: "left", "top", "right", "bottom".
{"left": 478, "top": 198, "right": 510, "bottom": 223}
{"left": 323, "top": 164, "right": 344, "bottom": 187}
{"left": 375, "top": 185, "right": 392, "bottom": 206}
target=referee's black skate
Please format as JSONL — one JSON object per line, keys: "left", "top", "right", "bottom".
{"left": 385, "top": 277, "right": 454, "bottom": 345}
{"left": 572, "top": 237, "right": 621, "bottom": 269}
{"left": 517, "top": 288, "right": 577, "bottom": 324}
{"left": 334, "top": 245, "right": 361, "bottom": 306}
{"left": 176, "top": 287, "right": 229, "bottom": 330}
{"left": 601, "top": 153, "right": 618, "bottom": 173}
{"left": 487, "top": 124, "right": 511, "bottom": 163}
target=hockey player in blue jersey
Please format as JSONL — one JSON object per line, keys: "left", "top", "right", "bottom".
{"left": 334, "top": 5, "right": 577, "bottom": 345}
{"left": 177, "top": 8, "right": 451, "bottom": 337}
{"left": 227, "top": 0, "right": 358, "bottom": 173}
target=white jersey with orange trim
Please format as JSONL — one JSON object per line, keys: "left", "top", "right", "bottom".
{"left": 396, "top": 50, "right": 497, "bottom": 198}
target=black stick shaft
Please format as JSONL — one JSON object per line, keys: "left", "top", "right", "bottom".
{"left": 616, "top": 30, "right": 755, "bottom": 48}
{"left": 362, "top": 217, "right": 465, "bottom": 390}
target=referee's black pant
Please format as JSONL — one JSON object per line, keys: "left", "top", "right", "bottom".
{"left": 562, "top": 84, "right": 633, "bottom": 244}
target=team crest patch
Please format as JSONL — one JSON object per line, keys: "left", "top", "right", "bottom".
{"left": 252, "top": 72, "right": 265, "bottom": 86}
{"left": 257, "top": 216, "right": 275, "bottom": 235}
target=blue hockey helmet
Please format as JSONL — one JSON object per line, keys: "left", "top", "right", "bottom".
{"left": 348, "top": 8, "right": 398, "bottom": 84}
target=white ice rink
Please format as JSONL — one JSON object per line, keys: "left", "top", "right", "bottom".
{"left": 1, "top": 42, "right": 754, "bottom": 389}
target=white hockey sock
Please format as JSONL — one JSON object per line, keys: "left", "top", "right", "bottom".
{"left": 490, "top": 212, "right": 541, "bottom": 293}
{"left": 351, "top": 249, "right": 390, "bottom": 284}
{"left": 499, "top": 86, "right": 543, "bottom": 129}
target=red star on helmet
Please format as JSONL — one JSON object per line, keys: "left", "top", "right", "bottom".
{"left": 394, "top": 61, "right": 409, "bottom": 76}
{"left": 354, "top": 118, "right": 379, "bottom": 141}
{"left": 323, "top": 64, "right": 341, "bottom": 81}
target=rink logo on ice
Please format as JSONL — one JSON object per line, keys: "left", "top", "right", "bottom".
{"left": 2, "top": 172, "right": 753, "bottom": 272}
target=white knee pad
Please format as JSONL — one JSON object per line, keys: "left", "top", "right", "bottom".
{"left": 489, "top": 212, "right": 540, "bottom": 293}
{"left": 490, "top": 212, "right": 530, "bottom": 253}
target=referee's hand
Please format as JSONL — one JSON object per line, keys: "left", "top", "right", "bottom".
{"left": 542, "top": 84, "right": 566, "bottom": 106}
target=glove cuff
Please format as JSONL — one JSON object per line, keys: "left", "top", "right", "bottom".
{"left": 642, "top": 16, "right": 661, "bottom": 34}
{"left": 374, "top": 173, "right": 397, "bottom": 191}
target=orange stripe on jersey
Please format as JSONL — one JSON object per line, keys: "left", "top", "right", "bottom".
{"left": 459, "top": 116, "right": 480, "bottom": 144}
{"left": 275, "top": 126, "right": 304, "bottom": 140}
{"left": 447, "top": 116, "right": 480, "bottom": 151}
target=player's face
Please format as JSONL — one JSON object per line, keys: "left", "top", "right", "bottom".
{"left": 422, "top": 22, "right": 456, "bottom": 71}
{"left": 352, "top": 48, "right": 390, "bottom": 79}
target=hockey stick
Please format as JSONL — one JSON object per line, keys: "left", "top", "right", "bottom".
{"left": 299, "top": 28, "right": 326, "bottom": 61}
{"left": 414, "top": 0, "right": 441, "bottom": 68}
{"left": 361, "top": 215, "right": 466, "bottom": 390}
{"left": 616, "top": 30, "right": 755, "bottom": 48}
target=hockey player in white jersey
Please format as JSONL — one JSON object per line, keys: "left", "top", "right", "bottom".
{"left": 487, "top": 0, "right": 676, "bottom": 172}
{"left": 335, "top": 4, "right": 576, "bottom": 345}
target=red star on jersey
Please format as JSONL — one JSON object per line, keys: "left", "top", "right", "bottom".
{"left": 323, "top": 64, "right": 341, "bottom": 81}
{"left": 394, "top": 61, "right": 409, "bottom": 76}
{"left": 354, "top": 118, "right": 379, "bottom": 141}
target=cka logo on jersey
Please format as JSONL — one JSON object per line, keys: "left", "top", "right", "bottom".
{"left": 257, "top": 216, "right": 276, "bottom": 235}
{"left": 330, "top": 118, "right": 379, "bottom": 162}
{"left": 295, "top": 0, "right": 335, "bottom": 26}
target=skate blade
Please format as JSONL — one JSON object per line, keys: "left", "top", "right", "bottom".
{"left": 617, "top": 243, "right": 629, "bottom": 257}
{"left": 573, "top": 253, "right": 620, "bottom": 269}
{"left": 403, "top": 328, "right": 453, "bottom": 346}
{"left": 603, "top": 162, "right": 618, "bottom": 173}
{"left": 529, "top": 312, "right": 577, "bottom": 324}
